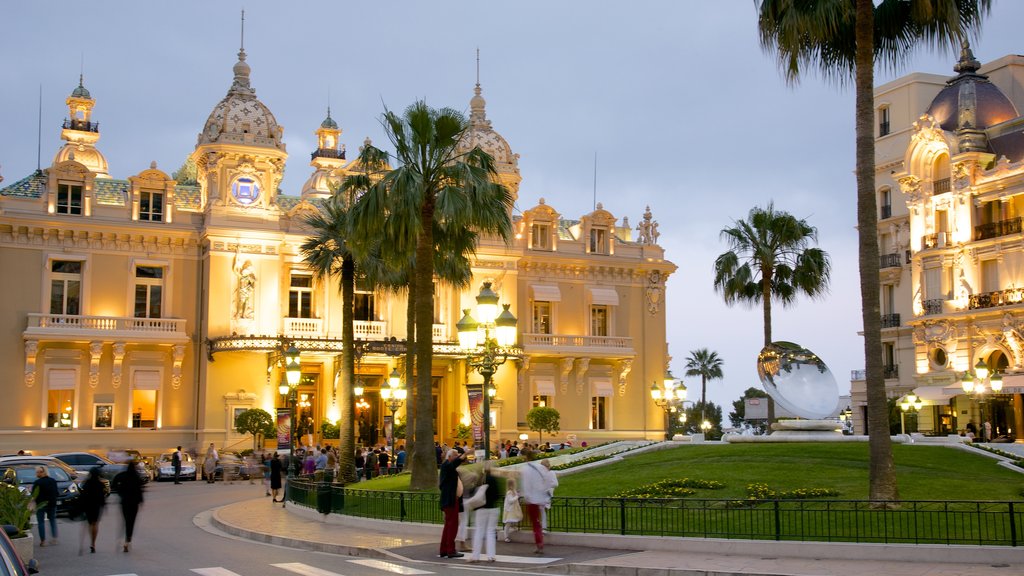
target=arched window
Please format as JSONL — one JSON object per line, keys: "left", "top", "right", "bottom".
{"left": 933, "top": 154, "right": 951, "bottom": 194}
{"left": 985, "top": 350, "right": 1010, "bottom": 375}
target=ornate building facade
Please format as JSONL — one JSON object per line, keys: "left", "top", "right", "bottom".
{"left": 851, "top": 42, "right": 1024, "bottom": 441}
{"left": 0, "top": 46, "right": 676, "bottom": 454}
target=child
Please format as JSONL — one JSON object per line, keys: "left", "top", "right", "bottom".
{"left": 502, "top": 477, "right": 523, "bottom": 542}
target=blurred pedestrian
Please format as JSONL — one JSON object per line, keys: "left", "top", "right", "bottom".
{"left": 172, "top": 446, "right": 183, "bottom": 484}
{"left": 31, "top": 466, "right": 58, "bottom": 546}
{"left": 203, "top": 443, "right": 218, "bottom": 483}
{"left": 112, "top": 460, "right": 144, "bottom": 552}
{"left": 270, "top": 453, "right": 283, "bottom": 503}
{"left": 468, "top": 463, "right": 500, "bottom": 563}
{"left": 519, "top": 450, "right": 553, "bottom": 554}
{"left": 79, "top": 467, "right": 106, "bottom": 554}
{"left": 438, "top": 449, "right": 466, "bottom": 558}
{"left": 502, "top": 477, "right": 522, "bottom": 542}
{"left": 263, "top": 452, "right": 272, "bottom": 496}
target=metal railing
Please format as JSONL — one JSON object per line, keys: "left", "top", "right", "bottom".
{"left": 879, "top": 253, "right": 901, "bottom": 269}
{"left": 883, "top": 365, "right": 899, "bottom": 379}
{"left": 62, "top": 119, "right": 99, "bottom": 132}
{"left": 285, "top": 481, "right": 1023, "bottom": 546}
{"left": 880, "top": 204, "right": 892, "bottom": 220}
{"left": 879, "top": 121, "right": 890, "bottom": 137}
{"left": 880, "top": 314, "right": 900, "bottom": 328}
{"left": 922, "top": 232, "right": 948, "bottom": 250}
{"left": 969, "top": 287, "right": 1024, "bottom": 310}
{"left": 923, "top": 299, "right": 944, "bottom": 315}
{"left": 311, "top": 148, "right": 346, "bottom": 161}
{"left": 975, "top": 217, "right": 1023, "bottom": 241}
{"left": 850, "top": 370, "right": 866, "bottom": 381}
{"left": 933, "top": 178, "right": 951, "bottom": 194}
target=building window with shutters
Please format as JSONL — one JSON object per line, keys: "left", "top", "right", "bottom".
{"left": 49, "top": 260, "right": 83, "bottom": 316}
{"left": 134, "top": 266, "right": 164, "bottom": 318}
{"left": 288, "top": 274, "right": 313, "bottom": 318}
{"left": 56, "top": 183, "right": 83, "bottom": 215}
{"left": 139, "top": 190, "right": 164, "bottom": 222}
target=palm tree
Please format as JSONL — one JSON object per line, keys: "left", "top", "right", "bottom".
{"left": 756, "top": 0, "right": 991, "bottom": 505}
{"left": 350, "top": 101, "right": 513, "bottom": 490}
{"left": 684, "top": 348, "right": 724, "bottom": 425}
{"left": 713, "top": 203, "right": 831, "bottom": 424}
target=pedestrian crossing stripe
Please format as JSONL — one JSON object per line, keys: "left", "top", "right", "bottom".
{"left": 347, "top": 559, "right": 433, "bottom": 575}
{"left": 459, "top": 554, "right": 561, "bottom": 565}
{"left": 192, "top": 569, "right": 245, "bottom": 576}
{"left": 272, "top": 562, "right": 347, "bottom": 576}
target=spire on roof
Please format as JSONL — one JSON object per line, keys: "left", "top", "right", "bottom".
{"left": 230, "top": 9, "right": 254, "bottom": 95}
{"left": 954, "top": 39, "right": 981, "bottom": 75}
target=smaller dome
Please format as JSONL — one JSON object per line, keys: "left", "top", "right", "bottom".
{"left": 70, "top": 75, "right": 91, "bottom": 99}
{"left": 926, "top": 42, "right": 1018, "bottom": 132}
{"left": 457, "top": 84, "right": 518, "bottom": 172}
{"left": 321, "top": 108, "right": 338, "bottom": 129}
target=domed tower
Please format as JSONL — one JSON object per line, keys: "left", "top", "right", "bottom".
{"left": 300, "top": 108, "right": 347, "bottom": 199}
{"left": 191, "top": 41, "right": 287, "bottom": 215}
{"left": 925, "top": 41, "right": 1018, "bottom": 153}
{"left": 456, "top": 81, "right": 521, "bottom": 202}
{"left": 52, "top": 75, "right": 110, "bottom": 178}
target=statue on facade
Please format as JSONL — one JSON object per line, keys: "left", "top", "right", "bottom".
{"left": 637, "top": 206, "right": 660, "bottom": 246}
{"left": 234, "top": 254, "right": 256, "bottom": 320}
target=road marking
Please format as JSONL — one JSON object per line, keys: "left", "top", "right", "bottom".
{"left": 461, "top": 554, "right": 562, "bottom": 564}
{"left": 192, "top": 569, "right": 245, "bottom": 576}
{"left": 347, "top": 559, "right": 434, "bottom": 575}
{"left": 273, "top": 562, "right": 347, "bottom": 576}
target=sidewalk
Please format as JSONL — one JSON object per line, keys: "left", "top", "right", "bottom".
{"left": 208, "top": 497, "right": 1024, "bottom": 576}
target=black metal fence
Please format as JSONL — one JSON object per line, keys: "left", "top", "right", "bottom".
{"left": 285, "top": 479, "right": 1023, "bottom": 546}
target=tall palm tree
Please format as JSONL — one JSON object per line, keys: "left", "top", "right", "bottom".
{"left": 350, "top": 101, "right": 513, "bottom": 490}
{"left": 713, "top": 203, "right": 831, "bottom": 424}
{"left": 756, "top": 0, "right": 990, "bottom": 505}
{"left": 684, "top": 348, "right": 724, "bottom": 425}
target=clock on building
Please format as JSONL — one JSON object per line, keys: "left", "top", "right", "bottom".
{"left": 231, "top": 176, "right": 260, "bottom": 205}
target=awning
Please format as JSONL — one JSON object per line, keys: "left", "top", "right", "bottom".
{"left": 531, "top": 284, "right": 561, "bottom": 302}
{"left": 589, "top": 287, "right": 619, "bottom": 306}
{"left": 913, "top": 385, "right": 958, "bottom": 402}
{"left": 592, "top": 378, "right": 613, "bottom": 397}
{"left": 533, "top": 378, "right": 556, "bottom": 396}
{"left": 47, "top": 369, "right": 76, "bottom": 390}
{"left": 133, "top": 370, "right": 161, "bottom": 390}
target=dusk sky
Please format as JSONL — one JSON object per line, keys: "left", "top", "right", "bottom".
{"left": 4, "top": 1, "right": 1024, "bottom": 413}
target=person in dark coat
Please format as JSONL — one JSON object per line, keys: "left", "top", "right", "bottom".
{"left": 80, "top": 467, "right": 106, "bottom": 553}
{"left": 111, "top": 461, "right": 144, "bottom": 552}
{"left": 437, "top": 448, "right": 466, "bottom": 558}
{"left": 31, "top": 466, "right": 59, "bottom": 546}
{"left": 269, "top": 453, "right": 283, "bottom": 503}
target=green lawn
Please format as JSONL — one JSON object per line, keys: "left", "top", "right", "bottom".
{"left": 354, "top": 443, "right": 1024, "bottom": 501}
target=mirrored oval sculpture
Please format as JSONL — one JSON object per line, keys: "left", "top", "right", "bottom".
{"left": 757, "top": 341, "right": 839, "bottom": 420}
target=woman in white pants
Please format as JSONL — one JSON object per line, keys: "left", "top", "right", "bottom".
{"left": 469, "top": 464, "right": 500, "bottom": 563}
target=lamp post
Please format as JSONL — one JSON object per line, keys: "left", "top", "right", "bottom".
{"left": 379, "top": 367, "right": 407, "bottom": 463}
{"left": 457, "top": 281, "right": 517, "bottom": 461}
{"left": 650, "top": 373, "right": 687, "bottom": 440}
{"left": 960, "top": 359, "right": 1002, "bottom": 440}
{"left": 898, "top": 393, "right": 923, "bottom": 435}
{"left": 277, "top": 344, "right": 301, "bottom": 476}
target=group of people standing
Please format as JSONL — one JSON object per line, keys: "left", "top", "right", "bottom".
{"left": 437, "top": 448, "right": 558, "bottom": 561}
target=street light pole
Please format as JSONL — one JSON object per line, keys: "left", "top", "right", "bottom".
{"left": 380, "top": 367, "right": 406, "bottom": 465}
{"left": 898, "top": 393, "right": 923, "bottom": 436}
{"left": 457, "top": 282, "right": 517, "bottom": 461}
{"left": 650, "top": 372, "right": 686, "bottom": 440}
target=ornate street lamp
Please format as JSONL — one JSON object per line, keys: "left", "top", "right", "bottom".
{"left": 898, "top": 393, "right": 923, "bottom": 435}
{"left": 380, "top": 367, "right": 407, "bottom": 463}
{"left": 650, "top": 372, "right": 687, "bottom": 439}
{"left": 960, "top": 360, "right": 1002, "bottom": 440}
{"left": 283, "top": 344, "right": 301, "bottom": 476}
{"left": 457, "top": 281, "right": 517, "bottom": 460}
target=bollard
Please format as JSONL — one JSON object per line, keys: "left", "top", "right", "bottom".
{"left": 317, "top": 482, "right": 332, "bottom": 515}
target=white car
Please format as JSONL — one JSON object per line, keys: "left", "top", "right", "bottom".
{"left": 155, "top": 451, "right": 197, "bottom": 481}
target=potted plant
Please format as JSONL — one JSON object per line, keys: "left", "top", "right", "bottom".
{"left": 0, "top": 483, "right": 34, "bottom": 562}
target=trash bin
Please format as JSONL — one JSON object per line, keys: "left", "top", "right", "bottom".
{"left": 316, "top": 482, "right": 332, "bottom": 514}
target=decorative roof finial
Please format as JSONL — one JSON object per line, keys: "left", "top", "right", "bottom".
{"left": 470, "top": 49, "right": 488, "bottom": 127}
{"left": 230, "top": 9, "right": 253, "bottom": 95}
{"left": 476, "top": 47, "right": 480, "bottom": 88}
{"left": 954, "top": 39, "right": 981, "bottom": 75}
{"left": 240, "top": 9, "right": 245, "bottom": 52}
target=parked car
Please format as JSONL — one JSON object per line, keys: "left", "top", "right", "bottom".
{"left": 0, "top": 459, "right": 80, "bottom": 515}
{"left": 114, "top": 450, "right": 156, "bottom": 481}
{"left": 49, "top": 452, "right": 127, "bottom": 490}
{"left": 155, "top": 451, "right": 197, "bottom": 481}
{"left": 0, "top": 525, "right": 33, "bottom": 576}
{"left": 199, "top": 452, "right": 250, "bottom": 481}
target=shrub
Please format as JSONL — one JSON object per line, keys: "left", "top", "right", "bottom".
{"left": 550, "top": 455, "right": 611, "bottom": 471}
{"left": 616, "top": 478, "right": 725, "bottom": 498}
{"left": 745, "top": 482, "right": 839, "bottom": 501}
{"left": 0, "top": 485, "right": 33, "bottom": 537}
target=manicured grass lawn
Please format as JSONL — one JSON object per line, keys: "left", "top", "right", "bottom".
{"left": 354, "top": 443, "right": 1024, "bottom": 501}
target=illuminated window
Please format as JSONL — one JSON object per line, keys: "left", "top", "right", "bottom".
{"left": 591, "top": 305, "right": 609, "bottom": 336}
{"left": 288, "top": 274, "right": 313, "bottom": 318}
{"left": 532, "top": 395, "right": 551, "bottom": 408}
{"left": 532, "top": 301, "right": 551, "bottom": 334}
{"left": 131, "top": 371, "right": 160, "bottom": 429}
{"left": 589, "top": 227, "right": 608, "bottom": 254}
{"left": 56, "top": 183, "right": 83, "bottom": 215}
{"left": 46, "top": 369, "right": 76, "bottom": 429}
{"left": 590, "top": 396, "right": 607, "bottom": 430}
{"left": 531, "top": 223, "right": 551, "bottom": 250}
{"left": 134, "top": 266, "right": 164, "bottom": 318}
{"left": 354, "top": 276, "right": 375, "bottom": 321}
{"left": 139, "top": 190, "right": 164, "bottom": 222}
{"left": 50, "top": 260, "right": 82, "bottom": 315}
{"left": 231, "top": 176, "right": 261, "bottom": 205}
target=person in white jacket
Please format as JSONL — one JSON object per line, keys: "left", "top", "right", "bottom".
{"left": 518, "top": 451, "right": 555, "bottom": 554}
{"left": 539, "top": 459, "right": 558, "bottom": 531}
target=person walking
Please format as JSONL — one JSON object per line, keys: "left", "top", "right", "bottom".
{"left": 468, "top": 463, "right": 500, "bottom": 563}
{"left": 269, "top": 453, "right": 283, "bottom": 503}
{"left": 172, "top": 446, "right": 183, "bottom": 484}
{"left": 31, "top": 466, "right": 58, "bottom": 547}
{"left": 203, "top": 443, "right": 218, "bottom": 483}
{"left": 519, "top": 451, "right": 553, "bottom": 554}
{"left": 437, "top": 449, "right": 465, "bottom": 559}
{"left": 112, "top": 460, "right": 144, "bottom": 552}
{"left": 539, "top": 459, "right": 558, "bottom": 532}
{"left": 502, "top": 477, "right": 523, "bottom": 542}
{"left": 79, "top": 467, "right": 106, "bottom": 554}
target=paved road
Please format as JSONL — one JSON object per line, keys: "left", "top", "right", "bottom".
{"left": 33, "top": 480, "right": 536, "bottom": 576}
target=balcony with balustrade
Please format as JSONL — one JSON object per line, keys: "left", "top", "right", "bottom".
{"left": 975, "top": 217, "right": 1022, "bottom": 241}
{"left": 25, "top": 313, "right": 188, "bottom": 343}
{"left": 879, "top": 253, "right": 902, "bottom": 269}
{"left": 968, "top": 287, "right": 1024, "bottom": 310}
{"left": 883, "top": 364, "right": 899, "bottom": 379}
{"left": 922, "top": 299, "right": 945, "bottom": 316}
{"left": 880, "top": 313, "right": 900, "bottom": 329}
{"left": 523, "top": 333, "right": 634, "bottom": 357}
{"left": 283, "top": 317, "right": 323, "bottom": 338}
{"left": 932, "top": 178, "right": 951, "bottom": 195}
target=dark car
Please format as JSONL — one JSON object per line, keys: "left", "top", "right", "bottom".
{"left": 114, "top": 450, "right": 156, "bottom": 481}
{"left": 0, "top": 524, "right": 33, "bottom": 575}
{"left": 53, "top": 451, "right": 149, "bottom": 485}
{"left": 0, "top": 462, "right": 79, "bottom": 515}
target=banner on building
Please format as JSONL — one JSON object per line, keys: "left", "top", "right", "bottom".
{"left": 276, "top": 408, "right": 291, "bottom": 450}
{"left": 383, "top": 415, "right": 393, "bottom": 444}
{"left": 466, "top": 383, "right": 484, "bottom": 448}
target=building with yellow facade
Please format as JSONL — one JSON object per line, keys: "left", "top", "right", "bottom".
{"left": 851, "top": 42, "right": 1024, "bottom": 441}
{"left": 0, "top": 44, "right": 676, "bottom": 455}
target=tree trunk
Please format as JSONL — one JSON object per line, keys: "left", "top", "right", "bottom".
{"left": 338, "top": 254, "right": 356, "bottom": 483}
{"left": 856, "top": 0, "right": 899, "bottom": 504}
{"left": 700, "top": 375, "right": 707, "bottom": 423}
{"left": 405, "top": 286, "right": 416, "bottom": 473}
{"left": 410, "top": 194, "right": 438, "bottom": 491}
{"left": 762, "top": 273, "right": 776, "bottom": 425}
